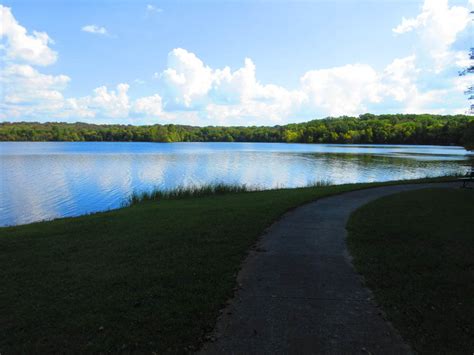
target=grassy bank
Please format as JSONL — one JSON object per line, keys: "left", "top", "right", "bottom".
{"left": 0, "top": 177, "right": 458, "bottom": 353}
{"left": 347, "top": 188, "right": 474, "bottom": 354}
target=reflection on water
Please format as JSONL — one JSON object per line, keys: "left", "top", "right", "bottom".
{"left": 1, "top": 142, "right": 472, "bottom": 226}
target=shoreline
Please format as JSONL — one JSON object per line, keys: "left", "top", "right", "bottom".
{"left": 0, "top": 175, "right": 462, "bottom": 229}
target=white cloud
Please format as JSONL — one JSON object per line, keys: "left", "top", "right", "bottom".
{"left": 133, "top": 94, "right": 163, "bottom": 116}
{"left": 300, "top": 64, "right": 382, "bottom": 116}
{"left": 388, "top": 0, "right": 473, "bottom": 114}
{"left": 393, "top": 0, "right": 470, "bottom": 43}
{"left": 60, "top": 98, "right": 95, "bottom": 119}
{"left": 382, "top": 55, "right": 419, "bottom": 102}
{"left": 393, "top": 0, "right": 470, "bottom": 71}
{"left": 211, "top": 58, "right": 257, "bottom": 104}
{"left": 81, "top": 83, "right": 131, "bottom": 118}
{"left": 155, "top": 45, "right": 466, "bottom": 123}
{"left": 0, "top": 6, "right": 69, "bottom": 119}
{"left": 57, "top": 84, "right": 133, "bottom": 120}
{"left": 157, "top": 49, "right": 305, "bottom": 123}
{"left": 81, "top": 25, "right": 108, "bottom": 36}
{"left": 0, "top": 5, "right": 57, "bottom": 66}
{"left": 0, "top": 70, "right": 70, "bottom": 119}
{"left": 160, "top": 48, "right": 214, "bottom": 108}
{"left": 393, "top": 17, "right": 421, "bottom": 34}
{"left": 1, "top": 63, "right": 69, "bottom": 104}
{"left": 146, "top": 4, "right": 163, "bottom": 13}
{"left": 379, "top": 53, "right": 468, "bottom": 114}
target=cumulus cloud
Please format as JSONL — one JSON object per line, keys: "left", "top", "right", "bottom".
{"left": 0, "top": 6, "right": 70, "bottom": 119}
{"left": 300, "top": 64, "right": 382, "bottom": 116}
{"left": 393, "top": 0, "right": 469, "bottom": 42}
{"left": 78, "top": 84, "right": 131, "bottom": 118}
{"left": 0, "top": 5, "right": 57, "bottom": 66}
{"left": 156, "top": 48, "right": 305, "bottom": 123}
{"left": 138, "top": 25, "right": 470, "bottom": 124}
{"left": 384, "top": 57, "right": 441, "bottom": 112}
{"left": 160, "top": 48, "right": 214, "bottom": 108}
{"left": 58, "top": 85, "right": 164, "bottom": 121}
{"left": 81, "top": 25, "right": 108, "bottom": 36}
{"left": 381, "top": 55, "right": 419, "bottom": 102}
{"left": 0, "top": 64, "right": 71, "bottom": 119}
{"left": 393, "top": 17, "right": 421, "bottom": 34}
{"left": 1, "top": 64, "right": 69, "bottom": 104}
{"left": 133, "top": 94, "right": 163, "bottom": 116}
{"left": 388, "top": 0, "right": 472, "bottom": 113}
{"left": 393, "top": 0, "right": 470, "bottom": 71}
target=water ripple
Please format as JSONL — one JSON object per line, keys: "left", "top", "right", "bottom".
{"left": 1, "top": 142, "right": 472, "bottom": 226}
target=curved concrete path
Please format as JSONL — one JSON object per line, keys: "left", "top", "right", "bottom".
{"left": 201, "top": 183, "right": 457, "bottom": 354}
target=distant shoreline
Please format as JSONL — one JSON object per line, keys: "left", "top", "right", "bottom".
{"left": 0, "top": 141, "right": 470, "bottom": 148}
{"left": 1, "top": 114, "right": 473, "bottom": 147}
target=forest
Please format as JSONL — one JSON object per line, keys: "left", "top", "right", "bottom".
{"left": 1, "top": 114, "right": 473, "bottom": 147}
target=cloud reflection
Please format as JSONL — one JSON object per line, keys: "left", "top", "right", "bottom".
{"left": 1, "top": 142, "right": 472, "bottom": 226}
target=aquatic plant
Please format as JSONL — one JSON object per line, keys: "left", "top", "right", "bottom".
{"left": 125, "top": 183, "right": 254, "bottom": 205}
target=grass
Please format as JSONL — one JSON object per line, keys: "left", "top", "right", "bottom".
{"left": 0, "top": 176, "right": 459, "bottom": 353}
{"left": 125, "top": 183, "right": 254, "bottom": 205}
{"left": 125, "top": 180, "right": 333, "bottom": 205}
{"left": 347, "top": 188, "right": 474, "bottom": 354}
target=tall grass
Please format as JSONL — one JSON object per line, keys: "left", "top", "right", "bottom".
{"left": 306, "top": 179, "right": 333, "bottom": 187}
{"left": 125, "top": 180, "right": 337, "bottom": 206}
{"left": 125, "top": 183, "right": 254, "bottom": 205}
{"left": 124, "top": 172, "right": 460, "bottom": 206}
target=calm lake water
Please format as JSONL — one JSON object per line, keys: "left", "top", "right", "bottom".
{"left": 1, "top": 142, "right": 472, "bottom": 226}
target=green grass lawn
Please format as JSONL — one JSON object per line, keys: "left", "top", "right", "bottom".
{"left": 347, "top": 188, "right": 474, "bottom": 354}
{"left": 0, "top": 177, "right": 458, "bottom": 353}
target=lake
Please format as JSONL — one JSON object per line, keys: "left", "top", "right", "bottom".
{"left": 1, "top": 142, "right": 472, "bottom": 226}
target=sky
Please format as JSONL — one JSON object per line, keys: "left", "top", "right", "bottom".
{"left": 0, "top": 0, "right": 473, "bottom": 126}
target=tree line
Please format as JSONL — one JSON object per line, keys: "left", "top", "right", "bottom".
{"left": 1, "top": 114, "right": 473, "bottom": 148}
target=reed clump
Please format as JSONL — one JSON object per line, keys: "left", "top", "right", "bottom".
{"left": 126, "top": 183, "right": 253, "bottom": 205}
{"left": 125, "top": 180, "right": 337, "bottom": 205}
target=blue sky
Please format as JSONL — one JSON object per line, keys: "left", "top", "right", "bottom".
{"left": 1, "top": 0, "right": 473, "bottom": 126}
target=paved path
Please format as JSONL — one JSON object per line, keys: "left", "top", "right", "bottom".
{"left": 201, "top": 183, "right": 457, "bottom": 354}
